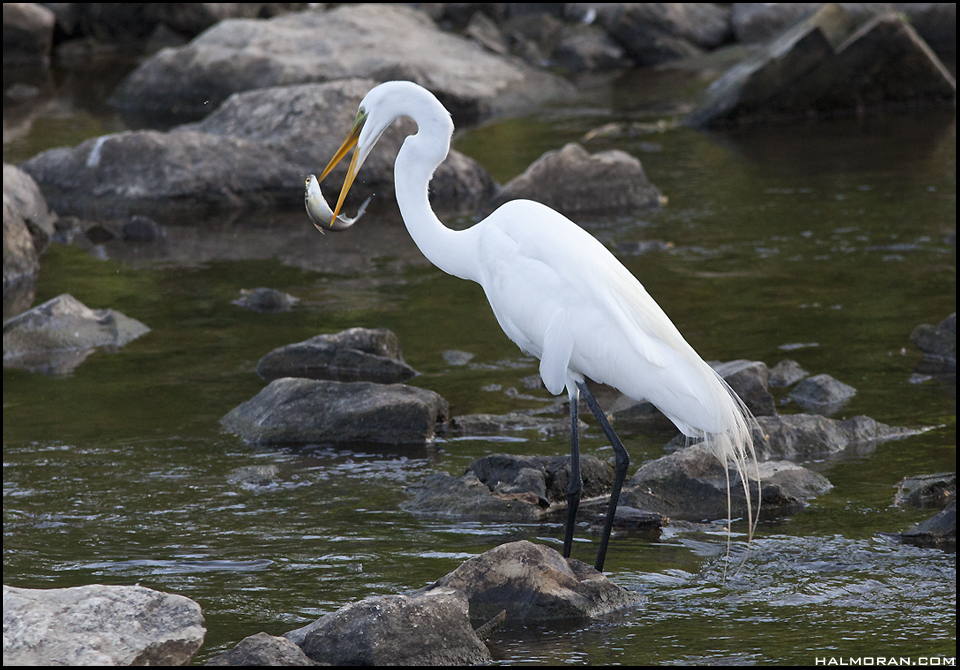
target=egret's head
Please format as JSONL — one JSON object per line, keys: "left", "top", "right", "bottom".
{"left": 317, "top": 81, "right": 449, "bottom": 221}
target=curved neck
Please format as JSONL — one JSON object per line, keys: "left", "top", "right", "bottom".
{"left": 394, "top": 109, "right": 479, "bottom": 282}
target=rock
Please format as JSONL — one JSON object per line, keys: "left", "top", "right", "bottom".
{"left": 109, "top": 4, "right": 573, "bottom": 120}
{"left": 2, "top": 3, "right": 55, "bottom": 66}
{"left": 256, "top": 327, "right": 417, "bottom": 383}
{"left": 690, "top": 4, "right": 957, "bottom": 127}
{"left": 283, "top": 588, "right": 491, "bottom": 666}
{"left": 731, "top": 3, "right": 820, "bottom": 44}
{"left": 897, "top": 500, "right": 956, "bottom": 550}
{"left": 3, "top": 293, "right": 150, "bottom": 375}
{"left": 121, "top": 214, "right": 166, "bottom": 242}
{"left": 552, "top": 24, "right": 631, "bottom": 72}
{"left": 910, "top": 312, "right": 956, "bottom": 374}
{"left": 227, "top": 464, "right": 280, "bottom": 488}
{"left": 894, "top": 473, "right": 956, "bottom": 509}
{"left": 607, "top": 395, "right": 678, "bottom": 433}
{"left": 588, "top": 506, "right": 667, "bottom": 534}
{"left": 621, "top": 441, "right": 830, "bottom": 520}
{"left": 3, "top": 192, "right": 40, "bottom": 306}
{"left": 403, "top": 453, "right": 615, "bottom": 521}
{"left": 3, "top": 163, "right": 56, "bottom": 254}
{"left": 449, "top": 412, "right": 582, "bottom": 438}
{"left": 403, "top": 471, "right": 550, "bottom": 521}
{"left": 710, "top": 359, "right": 776, "bottom": 417}
{"left": 2, "top": 584, "right": 205, "bottom": 666}
{"left": 21, "top": 80, "right": 499, "bottom": 220}
{"left": 464, "top": 10, "right": 509, "bottom": 56}
{"left": 768, "top": 358, "right": 809, "bottom": 387}
{"left": 492, "top": 142, "right": 664, "bottom": 216}
{"left": 205, "top": 632, "right": 317, "bottom": 666}
{"left": 233, "top": 287, "right": 299, "bottom": 313}
{"left": 427, "top": 540, "right": 643, "bottom": 622}
{"left": 220, "top": 377, "right": 448, "bottom": 445}
{"left": 731, "top": 3, "right": 957, "bottom": 54}
{"left": 595, "top": 3, "right": 732, "bottom": 66}
{"left": 751, "top": 413, "right": 922, "bottom": 461}
{"left": 788, "top": 373, "right": 856, "bottom": 414}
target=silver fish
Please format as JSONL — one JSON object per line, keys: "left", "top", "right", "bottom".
{"left": 304, "top": 174, "right": 370, "bottom": 233}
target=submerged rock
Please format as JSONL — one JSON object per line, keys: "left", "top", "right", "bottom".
{"left": 403, "top": 453, "right": 612, "bottom": 521}
{"left": 233, "top": 287, "right": 299, "bottom": 313}
{"left": 256, "top": 327, "right": 417, "bottom": 383}
{"left": 427, "top": 540, "right": 644, "bottom": 622}
{"left": 284, "top": 588, "right": 491, "bottom": 666}
{"left": 2, "top": 584, "right": 205, "bottom": 666}
{"left": 220, "top": 377, "right": 448, "bottom": 445}
{"left": 449, "top": 411, "right": 581, "bottom": 437}
{"left": 3, "top": 293, "right": 150, "bottom": 375}
{"left": 690, "top": 4, "right": 956, "bottom": 127}
{"left": 894, "top": 472, "right": 956, "bottom": 509}
{"left": 492, "top": 142, "right": 665, "bottom": 216}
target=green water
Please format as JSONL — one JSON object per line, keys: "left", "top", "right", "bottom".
{"left": 3, "top": 62, "right": 956, "bottom": 664}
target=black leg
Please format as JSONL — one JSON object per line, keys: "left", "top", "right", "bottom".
{"left": 562, "top": 388, "right": 582, "bottom": 559}
{"left": 576, "top": 380, "right": 630, "bottom": 573}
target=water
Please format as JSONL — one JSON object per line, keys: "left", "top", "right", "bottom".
{"left": 3, "top": 58, "right": 956, "bottom": 664}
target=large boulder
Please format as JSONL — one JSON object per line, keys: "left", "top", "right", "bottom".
{"left": 21, "top": 80, "right": 499, "bottom": 220}
{"left": 492, "top": 142, "right": 664, "bottom": 216}
{"left": 2, "top": 584, "right": 205, "bottom": 666}
{"left": 109, "top": 4, "right": 572, "bottom": 121}
{"left": 284, "top": 588, "right": 491, "bottom": 665}
{"left": 220, "top": 377, "right": 449, "bottom": 445}
{"left": 3, "top": 293, "right": 150, "bottom": 375}
{"left": 690, "top": 4, "right": 956, "bottom": 127}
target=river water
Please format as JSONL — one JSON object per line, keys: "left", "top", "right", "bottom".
{"left": 3, "top": 54, "right": 956, "bottom": 665}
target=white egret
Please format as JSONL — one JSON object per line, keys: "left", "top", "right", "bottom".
{"left": 315, "top": 81, "right": 759, "bottom": 572}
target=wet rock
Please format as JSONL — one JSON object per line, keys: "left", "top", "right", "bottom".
{"left": 897, "top": 500, "right": 956, "bottom": 550}
{"left": 256, "top": 327, "right": 417, "bottom": 383}
{"left": 594, "top": 3, "right": 732, "bottom": 66}
{"left": 110, "top": 4, "right": 572, "bottom": 120}
{"left": 427, "top": 540, "right": 644, "bottom": 622}
{"left": 233, "top": 287, "right": 299, "bottom": 313}
{"left": 711, "top": 359, "right": 776, "bottom": 417}
{"left": 552, "top": 23, "right": 632, "bottom": 72}
{"left": 910, "top": 312, "right": 956, "bottom": 374}
{"left": 492, "top": 142, "right": 665, "bottom": 216}
{"left": 894, "top": 473, "right": 956, "bottom": 509}
{"left": 449, "top": 412, "right": 582, "bottom": 438}
{"left": 121, "top": 214, "right": 166, "bottom": 242}
{"left": 731, "top": 3, "right": 957, "bottom": 54}
{"left": 621, "top": 441, "right": 830, "bottom": 520}
{"left": 788, "top": 373, "right": 856, "bottom": 414}
{"left": 588, "top": 506, "right": 667, "bottom": 534}
{"left": 205, "top": 632, "right": 317, "bottom": 666}
{"left": 608, "top": 395, "right": 678, "bottom": 433}
{"left": 3, "top": 163, "right": 56, "bottom": 254}
{"left": 284, "top": 588, "right": 491, "bottom": 666}
{"left": 768, "top": 358, "right": 809, "bottom": 387}
{"left": 754, "top": 413, "right": 921, "bottom": 461}
{"left": 404, "top": 453, "right": 613, "bottom": 521}
{"left": 3, "top": 3, "right": 55, "bottom": 66}
{"left": 220, "top": 377, "right": 448, "bottom": 445}
{"left": 22, "top": 80, "right": 499, "bottom": 220}
{"left": 2, "top": 584, "right": 205, "bottom": 666}
{"left": 690, "top": 4, "right": 957, "bottom": 127}
{"left": 403, "top": 471, "right": 549, "bottom": 521}
{"left": 3, "top": 196, "right": 40, "bottom": 309}
{"left": 3, "top": 293, "right": 150, "bottom": 375}
{"left": 227, "top": 464, "right": 280, "bottom": 488}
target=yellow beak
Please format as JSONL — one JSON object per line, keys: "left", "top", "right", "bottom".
{"left": 318, "top": 111, "right": 366, "bottom": 221}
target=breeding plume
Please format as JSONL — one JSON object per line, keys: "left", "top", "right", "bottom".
{"left": 313, "top": 81, "right": 759, "bottom": 572}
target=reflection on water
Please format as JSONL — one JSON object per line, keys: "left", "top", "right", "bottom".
{"left": 3, "top": 56, "right": 956, "bottom": 665}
